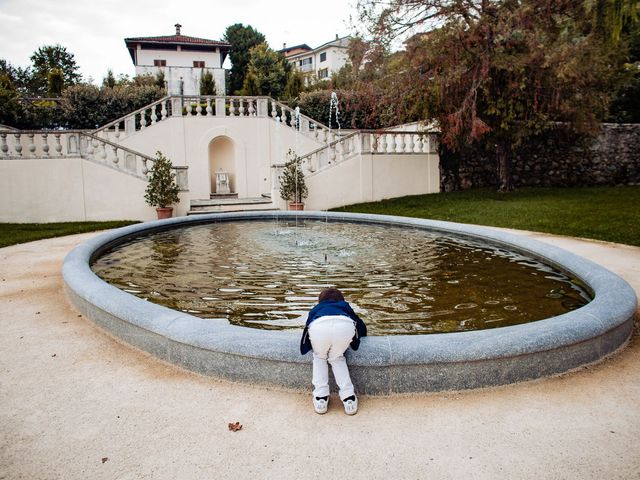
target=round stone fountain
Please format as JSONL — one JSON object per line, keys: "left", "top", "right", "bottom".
{"left": 63, "top": 211, "right": 637, "bottom": 394}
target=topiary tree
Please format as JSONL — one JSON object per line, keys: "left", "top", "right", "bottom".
{"left": 144, "top": 151, "right": 180, "bottom": 208}
{"left": 279, "top": 149, "right": 307, "bottom": 204}
{"left": 200, "top": 70, "right": 217, "bottom": 95}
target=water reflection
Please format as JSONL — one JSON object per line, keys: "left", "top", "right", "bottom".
{"left": 91, "top": 220, "right": 591, "bottom": 335}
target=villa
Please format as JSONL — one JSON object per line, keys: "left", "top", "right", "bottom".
{"left": 281, "top": 35, "right": 351, "bottom": 82}
{"left": 124, "top": 24, "right": 230, "bottom": 96}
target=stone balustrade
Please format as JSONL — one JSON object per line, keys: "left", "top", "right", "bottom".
{"left": 93, "top": 95, "right": 335, "bottom": 145}
{"left": 0, "top": 129, "right": 188, "bottom": 191}
{"left": 297, "top": 131, "right": 438, "bottom": 174}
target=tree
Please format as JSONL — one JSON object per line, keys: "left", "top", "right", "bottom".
{"left": 102, "top": 69, "right": 116, "bottom": 88}
{"left": 357, "top": 0, "right": 635, "bottom": 190}
{"left": 144, "top": 151, "right": 180, "bottom": 208}
{"left": 223, "top": 24, "right": 266, "bottom": 94}
{"left": 0, "top": 73, "right": 25, "bottom": 127}
{"left": 200, "top": 70, "right": 217, "bottom": 95}
{"left": 241, "top": 43, "right": 288, "bottom": 98}
{"left": 279, "top": 149, "right": 308, "bottom": 204}
{"left": 30, "top": 44, "right": 81, "bottom": 96}
{"left": 1, "top": 59, "right": 36, "bottom": 95}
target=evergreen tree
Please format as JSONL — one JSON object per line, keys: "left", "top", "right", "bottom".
{"left": 241, "top": 44, "right": 288, "bottom": 98}
{"left": 200, "top": 71, "right": 217, "bottom": 95}
{"left": 144, "top": 151, "right": 180, "bottom": 208}
{"left": 223, "top": 24, "right": 266, "bottom": 94}
{"left": 30, "top": 44, "right": 81, "bottom": 96}
{"left": 279, "top": 149, "right": 307, "bottom": 203}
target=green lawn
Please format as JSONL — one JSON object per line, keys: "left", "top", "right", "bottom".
{"left": 332, "top": 186, "right": 640, "bottom": 246}
{"left": 0, "top": 221, "right": 139, "bottom": 248}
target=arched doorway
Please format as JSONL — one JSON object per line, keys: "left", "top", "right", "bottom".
{"left": 208, "top": 136, "right": 235, "bottom": 195}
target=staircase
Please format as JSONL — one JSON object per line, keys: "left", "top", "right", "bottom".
{"left": 188, "top": 195, "right": 277, "bottom": 215}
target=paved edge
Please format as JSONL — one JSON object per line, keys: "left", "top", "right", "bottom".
{"left": 62, "top": 211, "right": 638, "bottom": 394}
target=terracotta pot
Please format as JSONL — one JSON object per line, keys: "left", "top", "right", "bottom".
{"left": 156, "top": 207, "right": 174, "bottom": 219}
{"left": 288, "top": 202, "right": 304, "bottom": 211}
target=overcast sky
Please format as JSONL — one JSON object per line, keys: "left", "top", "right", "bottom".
{"left": 0, "top": 0, "right": 360, "bottom": 83}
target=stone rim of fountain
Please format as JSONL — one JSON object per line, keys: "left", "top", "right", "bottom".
{"left": 62, "top": 211, "right": 637, "bottom": 394}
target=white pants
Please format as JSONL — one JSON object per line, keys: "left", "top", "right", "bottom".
{"left": 308, "top": 315, "right": 356, "bottom": 400}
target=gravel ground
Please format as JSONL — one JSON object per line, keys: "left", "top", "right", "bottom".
{"left": 1, "top": 229, "right": 639, "bottom": 480}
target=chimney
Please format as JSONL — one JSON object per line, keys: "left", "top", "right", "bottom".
{"left": 335, "top": 34, "right": 339, "bottom": 40}
{"left": 283, "top": 42, "right": 287, "bottom": 50}
{"left": 175, "top": 23, "right": 182, "bottom": 35}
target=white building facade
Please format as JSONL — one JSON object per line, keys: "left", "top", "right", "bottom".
{"left": 125, "top": 24, "right": 230, "bottom": 96}
{"left": 281, "top": 36, "right": 350, "bottom": 82}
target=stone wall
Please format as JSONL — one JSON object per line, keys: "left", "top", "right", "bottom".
{"left": 440, "top": 124, "right": 640, "bottom": 191}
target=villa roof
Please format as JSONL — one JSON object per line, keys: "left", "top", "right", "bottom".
{"left": 283, "top": 36, "right": 351, "bottom": 60}
{"left": 278, "top": 44, "right": 312, "bottom": 54}
{"left": 125, "top": 34, "right": 230, "bottom": 47}
{"left": 124, "top": 32, "right": 231, "bottom": 64}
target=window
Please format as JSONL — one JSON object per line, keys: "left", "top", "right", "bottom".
{"left": 318, "top": 68, "right": 329, "bottom": 79}
{"left": 193, "top": 61, "right": 205, "bottom": 68}
{"left": 320, "top": 52, "right": 327, "bottom": 62}
{"left": 154, "top": 59, "right": 166, "bottom": 67}
{"left": 299, "top": 57, "right": 312, "bottom": 66}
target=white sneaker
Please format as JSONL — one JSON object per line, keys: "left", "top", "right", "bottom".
{"left": 313, "top": 396, "right": 328, "bottom": 414}
{"left": 342, "top": 396, "right": 358, "bottom": 415}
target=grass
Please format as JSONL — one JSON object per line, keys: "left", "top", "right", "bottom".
{"left": 333, "top": 186, "right": 640, "bottom": 246}
{"left": 0, "top": 221, "right": 139, "bottom": 248}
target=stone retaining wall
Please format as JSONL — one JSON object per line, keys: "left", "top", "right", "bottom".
{"left": 440, "top": 124, "right": 640, "bottom": 191}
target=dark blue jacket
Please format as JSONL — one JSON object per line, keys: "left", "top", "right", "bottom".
{"left": 299, "top": 300, "right": 367, "bottom": 355}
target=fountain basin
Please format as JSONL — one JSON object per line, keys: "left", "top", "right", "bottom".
{"left": 62, "top": 212, "right": 637, "bottom": 393}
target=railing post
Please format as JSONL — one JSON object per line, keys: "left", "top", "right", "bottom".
{"left": 257, "top": 98, "right": 268, "bottom": 117}
{"left": 360, "top": 133, "right": 371, "bottom": 154}
{"left": 206, "top": 98, "right": 213, "bottom": 116}
{"left": 27, "top": 133, "right": 36, "bottom": 157}
{"left": 171, "top": 97, "right": 182, "bottom": 117}
{"left": 40, "top": 134, "right": 49, "bottom": 157}
{"left": 174, "top": 166, "right": 189, "bottom": 190}
{"left": 13, "top": 134, "right": 23, "bottom": 157}
{"left": 0, "top": 133, "right": 8, "bottom": 157}
{"left": 161, "top": 100, "right": 168, "bottom": 120}
{"left": 54, "top": 134, "right": 62, "bottom": 156}
{"left": 215, "top": 98, "right": 226, "bottom": 117}
{"left": 125, "top": 116, "right": 135, "bottom": 135}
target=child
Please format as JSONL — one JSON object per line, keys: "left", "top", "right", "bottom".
{"left": 300, "top": 287, "right": 367, "bottom": 415}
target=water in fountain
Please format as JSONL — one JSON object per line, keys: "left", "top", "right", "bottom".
{"left": 92, "top": 220, "right": 591, "bottom": 334}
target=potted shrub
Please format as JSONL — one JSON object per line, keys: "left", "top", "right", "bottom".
{"left": 144, "top": 151, "right": 180, "bottom": 219}
{"left": 279, "top": 149, "right": 308, "bottom": 210}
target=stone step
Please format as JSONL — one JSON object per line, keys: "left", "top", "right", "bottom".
{"left": 209, "top": 193, "right": 239, "bottom": 200}
{"left": 191, "top": 197, "right": 273, "bottom": 208}
{"left": 188, "top": 197, "right": 278, "bottom": 215}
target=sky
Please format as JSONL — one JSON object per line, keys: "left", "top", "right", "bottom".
{"left": 0, "top": 0, "right": 360, "bottom": 84}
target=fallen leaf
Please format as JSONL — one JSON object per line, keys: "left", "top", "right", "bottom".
{"left": 101, "top": 457, "right": 108, "bottom": 464}
{"left": 51, "top": 354, "right": 56, "bottom": 357}
{"left": 228, "top": 422, "right": 242, "bottom": 432}
{"left": 35, "top": 312, "right": 40, "bottom": 315}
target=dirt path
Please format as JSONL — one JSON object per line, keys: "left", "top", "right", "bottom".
{"left": 1, "top": 231, "right": 639, "bottom": 480}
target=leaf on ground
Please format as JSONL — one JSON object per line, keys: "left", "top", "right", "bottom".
{"left": 101, "top": 457, "right": 109, "bottom": 464}
{"left": 51, "top": 354, "right": 56, "bottom": 357}
{"left": 228, "top": 422, "right": 243, "bottom": 432}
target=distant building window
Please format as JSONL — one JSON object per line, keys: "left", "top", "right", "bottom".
{"left": 193, "top": 61, "right": 205, "bottom": 68}
{"left": 154, "top": 59, "right": 166, "bottom": 67}
{"left": 318, "top": 68, "right": 329, "bottom": 79}
{"left": 320, "top": 52, "right": 327, "bottom": 62}
{"left": 299, "top": 57, "right": 312, "bottom": 66}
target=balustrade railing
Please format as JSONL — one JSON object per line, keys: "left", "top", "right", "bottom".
{"left": 0, "top": 129, "right": 188, "bottom": 190}
{"left": 92, "top": 95, "right": 336, "bottom": 145}
{"left": 295, "top": 130, "right": 438, "bottom": 175}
